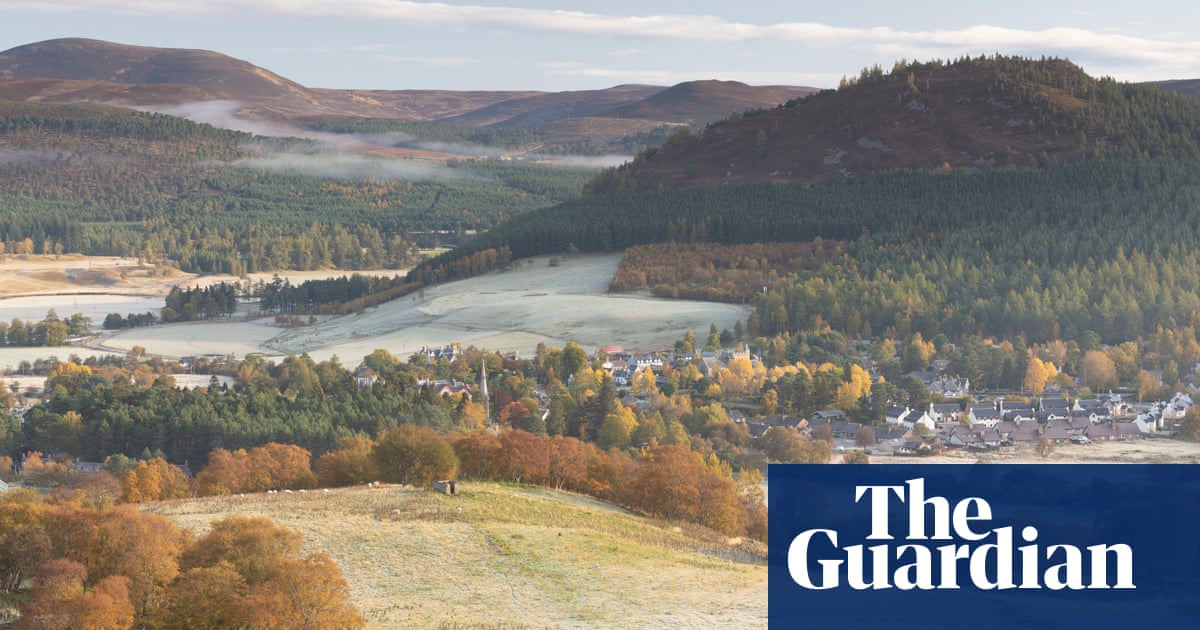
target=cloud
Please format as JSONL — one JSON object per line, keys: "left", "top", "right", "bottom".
{"left": 8, "top": 1, "right": 1200, "bottom": 79}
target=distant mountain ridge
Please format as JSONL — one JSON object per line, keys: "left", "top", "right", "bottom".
{"left": 0, "top": 38, "right": 817, "bottom": 152}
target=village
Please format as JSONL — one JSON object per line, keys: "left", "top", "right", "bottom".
{"left": 572, "top": 340, "right": 1200, "bottom": 460}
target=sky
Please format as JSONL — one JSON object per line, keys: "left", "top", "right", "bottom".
{"left": 2, "top": 1, "right": 1200, "bottom": 91}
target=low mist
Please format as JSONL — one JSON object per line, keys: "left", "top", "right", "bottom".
{"left": 236, "top": 152, "right": 477, "bottom": 181}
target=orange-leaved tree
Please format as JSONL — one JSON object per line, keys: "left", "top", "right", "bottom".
{"left": 121, "top": 458, "right": 191, "bottom": 503}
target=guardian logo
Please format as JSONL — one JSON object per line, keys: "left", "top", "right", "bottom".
{"left": 768, "top": 465, "right": 1200, "bottom": 629}
{"left": 788, "top": 478, "right": 1134, "bottom": 591}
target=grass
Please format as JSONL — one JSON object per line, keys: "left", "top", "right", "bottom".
{"left": 148, "top": 483, "right": 767, "bottom": 629}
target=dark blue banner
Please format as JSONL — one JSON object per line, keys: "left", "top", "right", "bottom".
{"left": 769, "top": 464, "right": 1200, "bottom": 629}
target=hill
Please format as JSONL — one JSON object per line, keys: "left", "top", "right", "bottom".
{"left": 0, "top": 38, "right": 815, "bottom": 153}
{"left": 151, "top": 483, "right": 766, "bottom": 629}
{"left": 610, "top": 80, "right": 815, "bottom": 124}
{"left": 0, "top": 37, "right": 307, "bottom": 100}
{"left": 1153, "top": 78, "right": 1200, "bottom": 101}
{"left": 416, "top": 56, "right": 1200, "bottom": 348}
{"left": 586, "top": 56, "right": 1198, "bottom": 192}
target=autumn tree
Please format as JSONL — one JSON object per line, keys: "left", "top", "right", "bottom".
{"left": 0, "top": 497, "right": 52, "bottom": 592}
{"left": 842, "top": 450, "right": 870, "bottom": 464}
{"left": 495, "top": 430, "right": 550, "bottom": 485}
{"left": 122, "top": 458, "right": 191, "bottom": 503}
{"left": 253, "top": 443, "right": 317, "bottom": 491}
{"left": 1023, "top": 356, "right": 1058, "bottom": 395}
{"left": 625, "top": 446, "right": 700, "bottom": 522}
{"left": 546, "top": 436, "right": 591, "bottom": 491}
{"left": 498, "top": 400, "right": 532, "bottom": 428}
{"left": 596, "top": 406, "right": 638, "bottom": 450}
{"left": 736, "top": 468, "right": 768, "bottom": 542}
{"left": 626, "top": 445, "right": 745, "bottom": 535}
{"left": 86, "top": 507, "right": 185, "bottom": 617}
{"left": 449, "top": 429, "right": 502, "bottom": 481}
{"left": 1179, "top": 406, "right": 1200, "bottom": 442}
{"left": 180, "top": 515, "right": 303, "bottom": 586}
{"left": 244, "top": 553, "right": 365, "bottom": 629}
{"left": 372, "top": 425, "right": 458, "bottom": 486}
{"left": 1034, "top": 435, "right": 1057, "bottom": 458}
{"left": 148, "top": 563, "right": 250, "bottom": 629}
{"left": 454, "top": 399, "right": 488, "bottom": 431}
{"left": 21, "top": 451, "right": 75, "bottom": 488}
{"left": 835, "top": 364, "right": 872, "bottom": 410}
{"left": 177, "top": 517, "right": 363, "bottom": 628}
{"left": 855, "top": 425, "right": 876, "bottom": 447}
{"left": 17, "top": 559, "right": 134, "bottom": 630}
{"left": 314, "top": 435, "right": 378, "bottom": 487}
{"left": 759, "top": 427, "right": 832, "bottom": 463}
{"left": 194, "top": 448, "right": 252, "bottom": 496}
{"left": 559, "top": 341, "right": 589, "bottom": 383}
{"left": 1080, "top": 350, "right": 1118, "bottom": 390}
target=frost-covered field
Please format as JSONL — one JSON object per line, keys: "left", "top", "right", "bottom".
{"left": 99, "top": 254, "right": 752, "bottom": 362}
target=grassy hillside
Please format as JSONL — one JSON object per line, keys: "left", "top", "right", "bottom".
{"left": 150, "top": 483, "right": 766, "bottom": 629}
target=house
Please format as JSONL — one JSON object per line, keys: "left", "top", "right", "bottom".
{"left": 886, "top": 407, "right": 911, "bottom": 427}
{"left": 1085, "top": 423, "right": 1118, "bottom": 442}
{"left": 873, "top": 426, "right": 909, "bottom": 444}
{"left": 1010, "top": 425, "right": 1041, "bottom": 445}
{"left": 1132, "top": 416, "right": 1158, "bottom": 435}
{"left": 867, "top": 441, "right": 896, "bottom": 457}
{"left": 907, "top": 409, "right": 935, "bottom": 433}
{"left": 1114, "top": 422, "right": 1144, "bottom": 440}
{"left": 1040, "top": 396, "right": 1071, "bottom": 413}
{"left": 886, "top": 406, "right": 934, "bottom": 432}
{"left": 946, "top": 425, "right": 984, "bottom": 448}
{"left": 1161, "top": 392, "right": 1193, "bottom": 428}
{"left": 1036, "top": 409, "right": 1069, "bottom": 425}
{"left": 907, "top": 370, "right": 970, "bottom": 398}
{"left": 968, "top": 403, "right": 1001, "bottom": 427}
{"left": 419, "top": 344, "right": 462, "bottom": 363}
{"left": 697, "top": 356, "right": 724, "bottom": 378}
{"left": 1064, "top": 415, "right": 1094, "bottom": 435}
{"left": 354, "top": 370, "right": 380, "bottom": 389}
{"left": 994, "top": 420, "right": 1021, "bottom": 442}
{"left": 1042, "top": 425, "right": 1070, "bottom": 444}
{"left": 1069, "top": 409, "right": 1108, "bottom": 425}
{"left": 930, "top": 403, "right": 963, "bottom": 426}
{"left": 830, "top": 420, "right": 864, "bottom": 440}
{"left": 811, "top": 410, "right": 847, "bottom": 424}
{"left": 417, "top": 379, "right": 473, "bottom": 400}
{"left": 632, "top": 354, "right": 665, "bottom": 371}
{"left": 1000, "top": 402, "right": 1036, "bottom": 422}
{"left": 928, "top": 376, "right": 970, "bottom": 398}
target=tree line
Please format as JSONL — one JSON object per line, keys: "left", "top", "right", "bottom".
{"left": 0, "top": 310, "right": 90, "bottom": 347}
